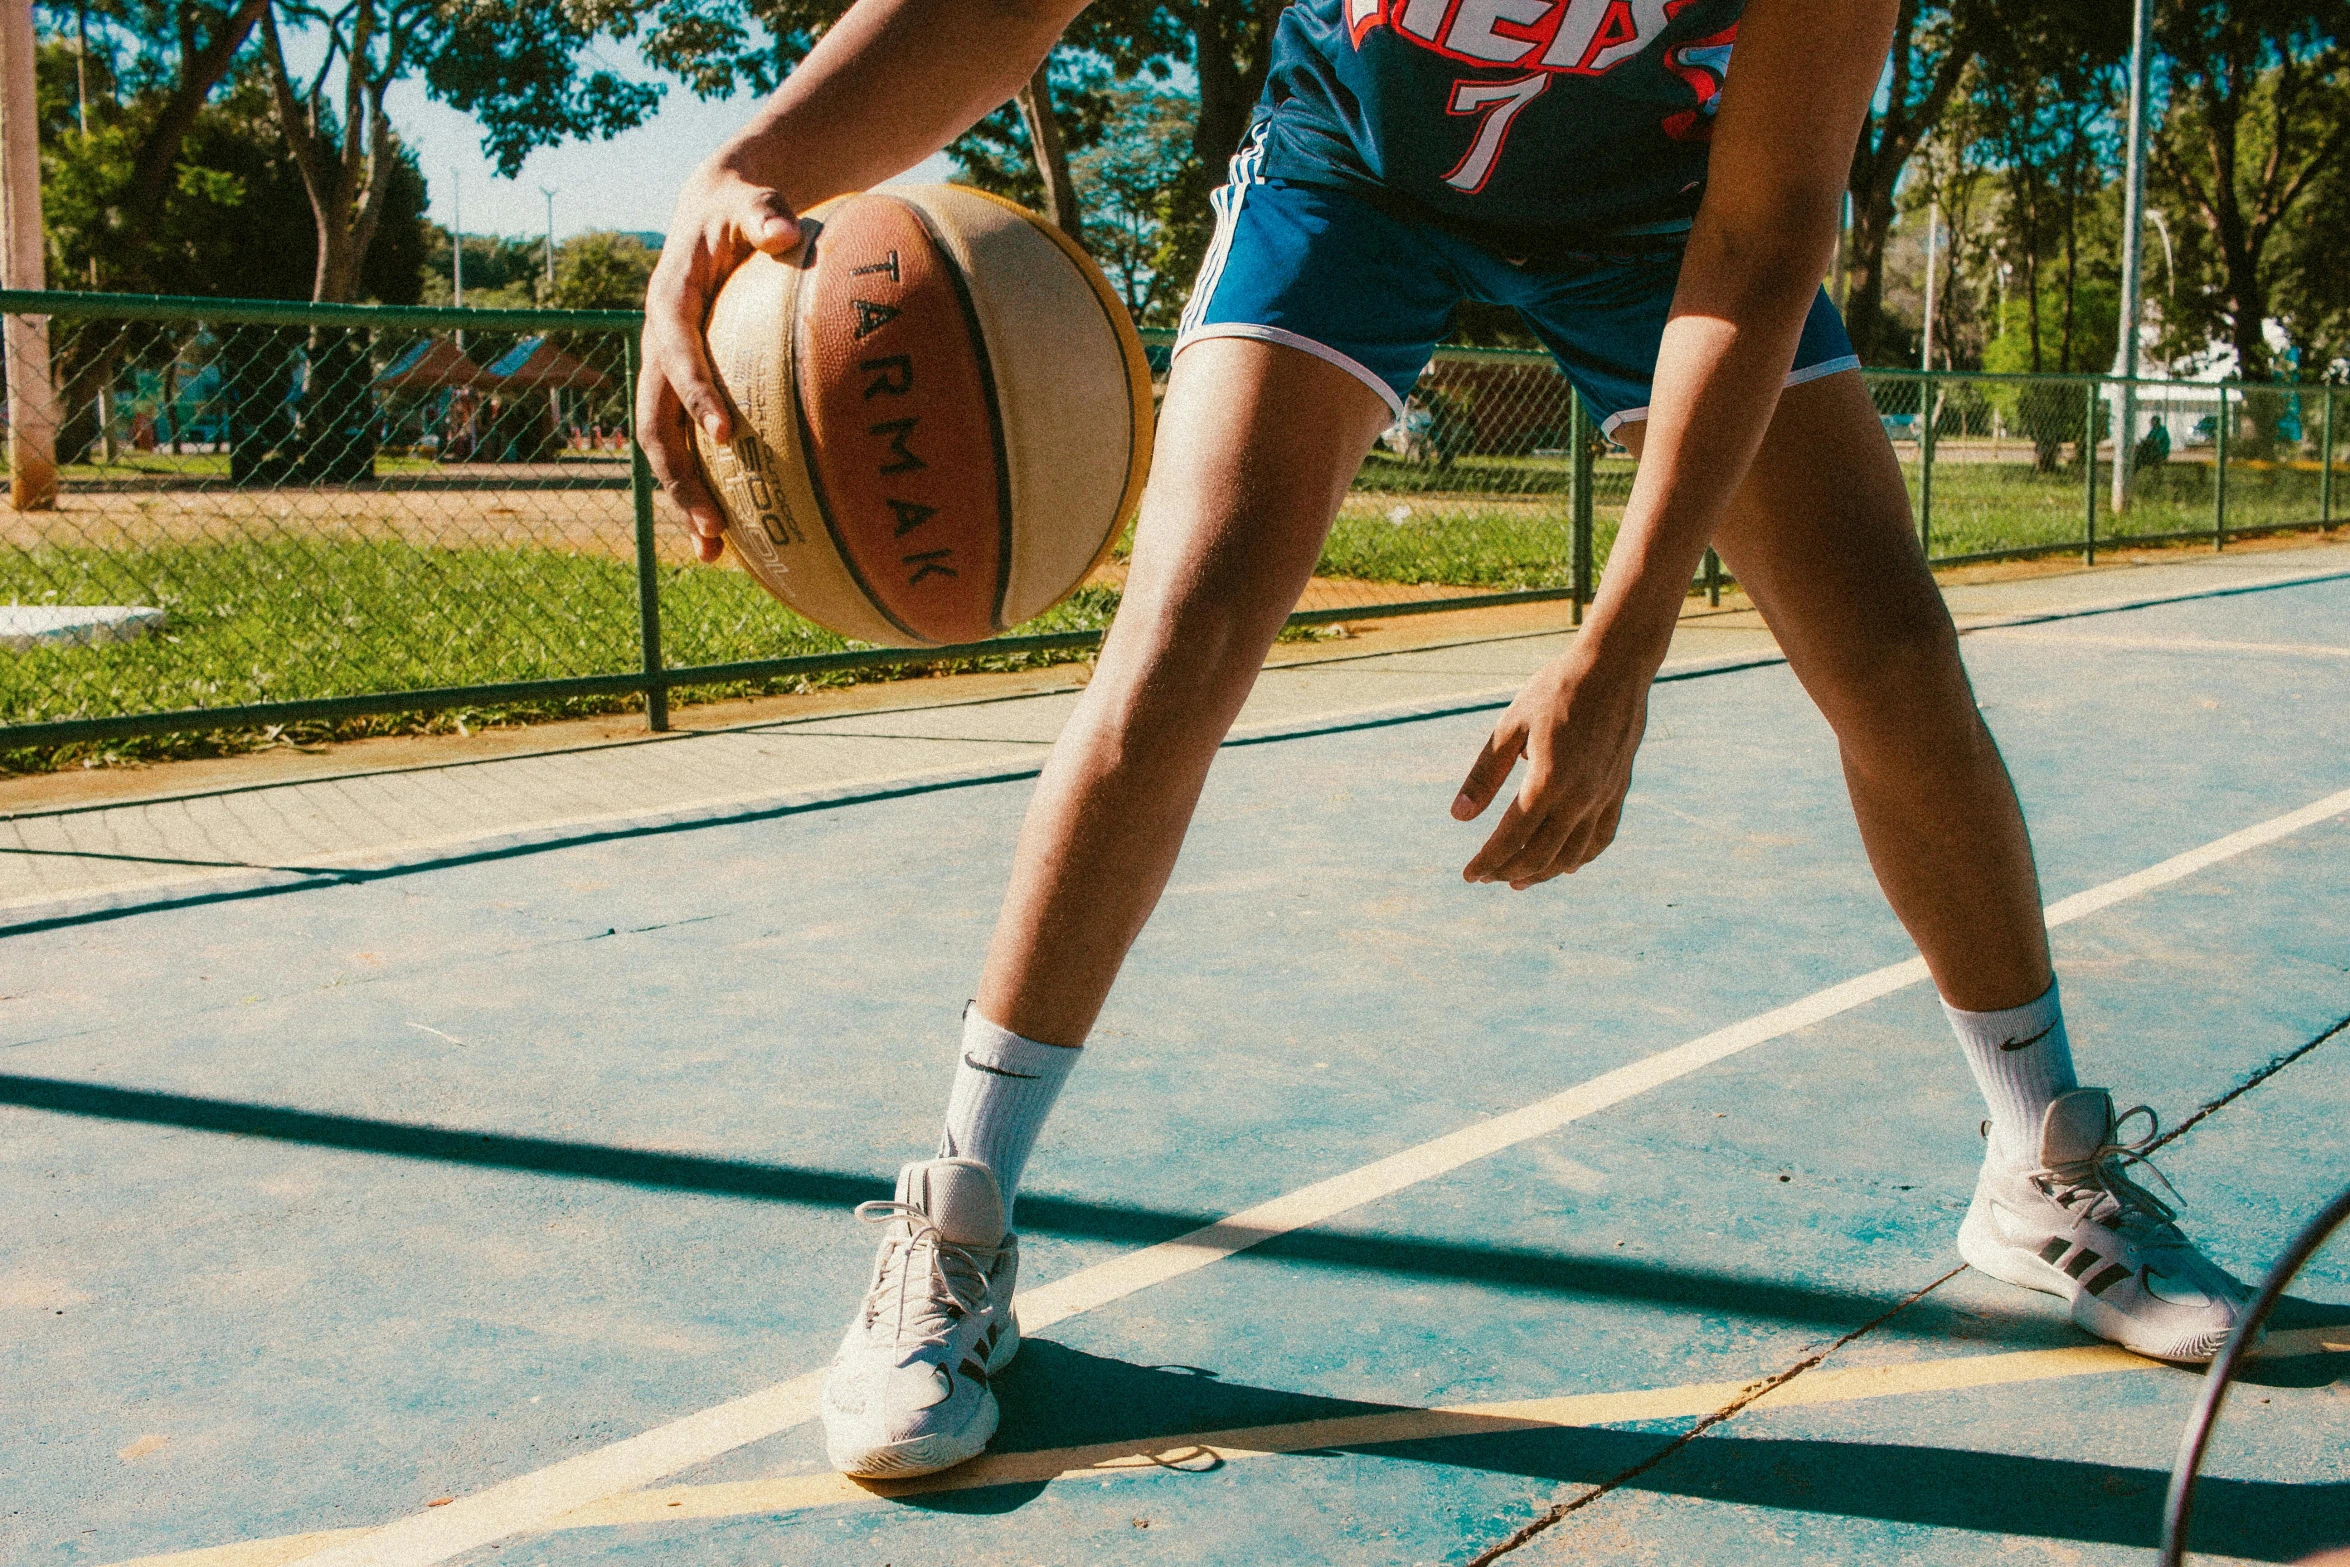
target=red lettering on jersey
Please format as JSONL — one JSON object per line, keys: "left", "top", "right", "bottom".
{"left": 1356, "top": 0, "right": 1677, "bottom": 78}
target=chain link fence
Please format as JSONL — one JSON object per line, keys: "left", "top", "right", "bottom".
{"left": 2, "top": 292, "right": 2339, "bottom": 766}
{"left": 1864, "top": 368, "right": 2342, "bottom": 565}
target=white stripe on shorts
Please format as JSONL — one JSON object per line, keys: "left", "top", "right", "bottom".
{"left": 1178, "top": 126, "right": 1268, "bottom": 337}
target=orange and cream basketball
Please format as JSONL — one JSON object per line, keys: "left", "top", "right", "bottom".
{"left": 693, "top": 185, "right": 1154, "bottom": 648}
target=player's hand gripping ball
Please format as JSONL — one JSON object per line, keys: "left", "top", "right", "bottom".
{"left": 691, "top": 186, "right": 1155, "bottom": 647}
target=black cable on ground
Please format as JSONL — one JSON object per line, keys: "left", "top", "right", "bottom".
{"left": 2160, "top": 1183, "right": 2350, "bottom": 1567}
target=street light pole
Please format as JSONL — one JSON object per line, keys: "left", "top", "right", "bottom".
{"left": 2111, "top": 0, "right": 2155, "bottom": 515}
{"left": 540, "top": 186, "right": 557, "bottom": 292}
{"left": 1920, "top": 197, "right": 1939, "bottom": 373}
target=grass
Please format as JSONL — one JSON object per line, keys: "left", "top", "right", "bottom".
{"left": 4, "top": 448, "right": 2336, "bottom": 774}
{"left": 0, "top": 538, "right": 1121, "bottom": 771}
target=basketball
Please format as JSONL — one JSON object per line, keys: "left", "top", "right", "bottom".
{"left": 692, "top": 184, "right": 1155, "bottom": 648}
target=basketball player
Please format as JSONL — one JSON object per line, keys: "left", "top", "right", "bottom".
{"left": 638, "top": 0, "right": 2250, "bottom": 1479}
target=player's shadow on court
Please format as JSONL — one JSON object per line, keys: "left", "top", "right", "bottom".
{"left": 0, "top": 1071, "right": 2110, "bottom": 1348}
{"left": 915, "top": 1340, "right": 2348, "bottom": 1557}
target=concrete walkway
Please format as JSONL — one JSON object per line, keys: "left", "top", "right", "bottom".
{"left": 4, "top": 542, "right": 2345, "bottom": 930}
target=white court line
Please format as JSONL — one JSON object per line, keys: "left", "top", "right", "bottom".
{"left": 285, "top": 780, "right": 2350, "bottom": 1567}
{"left": 1984, "top": 629, "right": 2350, "bottom": 660}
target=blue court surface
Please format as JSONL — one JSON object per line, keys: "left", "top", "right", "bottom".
{"left": 7, "top": 571, "right": 2349, "bottom": 1566}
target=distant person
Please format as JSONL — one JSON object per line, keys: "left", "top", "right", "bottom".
{"left": 2136, "top": 415, "right": 2171, "bottom": 474}
{"left": 639, "top": 0, "right": 2253, "bottom": 1481}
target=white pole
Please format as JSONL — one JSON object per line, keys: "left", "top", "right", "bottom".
{"left": 540, "top": 186, "right": 557, "bottom": 289}
{"left": 1920, "top": 197, "right": 1939, "bottom": 373}
{"left": 1, "top": 0, "right": 56, "bottom": 510}
{"left": 2111, "top": 0, "right": 2155, "bottom": 515}
{"left": 451, "top": 168, "right": 463, "bottom": 310}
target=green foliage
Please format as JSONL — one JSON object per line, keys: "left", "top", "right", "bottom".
{"left": 553, "top": 231, "right": 661, "bottom": 311}
{"left": 34, "top": 39, "right": 427, "bottom": 302}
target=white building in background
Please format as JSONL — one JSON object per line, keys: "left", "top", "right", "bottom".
{"left": 2104, "top": 318, "right": 2324, "bottom": 453}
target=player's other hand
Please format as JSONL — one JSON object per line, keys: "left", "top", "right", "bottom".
{"left": 637, "top": 163, "right": 801, "bottom": 564}
{"left": 1450, "top": 648, "right": 1647, "bottom": 889}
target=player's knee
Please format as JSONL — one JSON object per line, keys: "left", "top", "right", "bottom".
{"left": 1814, "top": 612, "right": 1972, "bottom": 737}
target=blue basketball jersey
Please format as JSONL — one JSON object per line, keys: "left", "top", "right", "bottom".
{"left": 1255, "top": 0, "right": 1743, "bottom": 252}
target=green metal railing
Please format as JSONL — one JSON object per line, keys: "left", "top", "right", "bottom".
{"left": 0, "top": 290, "right": 2338, "bottom": 759}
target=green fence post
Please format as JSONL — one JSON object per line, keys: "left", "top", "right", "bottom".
{"left": 1703, "top": 546, "right": 1722, "bottom": 607}
{"left": 623, "top": 335, "right": 671, "bottom": 732}
{"left": 1917, "top": 373, "right": 1935, "bottom": 560}
{"left": 2213, "top": 383, "right": 2230, "bottom": 552}
{"left": 2323, "top": 384, "right": 2335, "bottom": 528}
{"left": 1570, "top": 387, "right": 1594, "bottom": 627}
{"left": 2083, "top": 378, "right": 2100, "bottom": 566}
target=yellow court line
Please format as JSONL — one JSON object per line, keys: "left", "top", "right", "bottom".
{"left": 1987, "top": 629, "right": 2350, "bottom": 660}
{"left": 112, "top": 1329, "right": 2345, "bottom": 1564}
{"left": 265, "top": 782, "right": 2350, "bottom": 1567}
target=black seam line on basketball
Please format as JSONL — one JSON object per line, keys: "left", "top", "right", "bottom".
{"left": 890, "top": 195, "right": 1014, "bottom": 634}
{"left": 1998, "top": 1022, "right": 2057, "bottom": 1052}
{"left": 1036, "top": 204, "right": 1144, "bottom": 602}
{"left": 962, "top": 1053, "right": 1040, "bottom": 1079}
{"left": 1463, "top": 1265, "right": 1968, "bottom": 1566}
{"left": 787, "top": 220, "right": 930, "bottom": 649}
{"left": 2146, "top": 1006, "right": 2350, "bottom": 1156}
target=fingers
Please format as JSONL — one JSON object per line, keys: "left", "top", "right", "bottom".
{"left": 737, "top": 184, "right": 801, "bottom": 256}
{"left": 634, "top": 354, "right": 728, "bottom": 564}
{"left": 1452, "top": 723, "right": 1525, "bottom": 821}
{"left": 1463, "top": 760, "right": 1547, "bottom": 882}
{"left": 633, "top": 170, "right": 804, "bottom": 567}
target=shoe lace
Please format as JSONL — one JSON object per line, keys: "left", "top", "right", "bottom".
{"left": 2034, "top": 1104, "right": 2188, "bottom": 1241}
{"left": 852, "top": 1199, "right": 998, "bottom": 1353}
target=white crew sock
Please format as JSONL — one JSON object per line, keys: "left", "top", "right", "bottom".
{"left": 937, "top": 1005, "right": 1079, "bottom": 1221}
{"left": 1943, "top": 979, "right": 2079, "bottom": 1169}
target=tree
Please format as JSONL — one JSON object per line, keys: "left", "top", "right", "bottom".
{"left": 37, "top": 41, "right": 426, "bottom": 299}
{"left": 37, "top": 1, "right": 275, "bottom": 219}
{"left": 1069, "top": 80, "right": 1196, "bottom": 325}
{"left": 632, "top": 0, "right": 1105, "bottom": 238}
{"left": 1966, "top": 0, "right": 2127, "bottom": 375}
{"left": 2151, "top": 0, "right": 2350, "bottom": 384}
{"left": 1841, "top": 0, "right": 1974, "bottom": 363}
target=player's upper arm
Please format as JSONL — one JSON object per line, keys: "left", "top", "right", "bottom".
{"left": 1700, "top": 0, "right": 1899, "bottom": 250}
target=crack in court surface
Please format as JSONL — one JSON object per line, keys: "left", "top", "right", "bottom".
{"left": 1464, "top": 1000, "right": 2350, "bottom": 1563}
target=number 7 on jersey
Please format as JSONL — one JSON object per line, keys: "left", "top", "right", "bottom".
{"left": 1443, "top": 73, "right": 1550, "bottom": 194}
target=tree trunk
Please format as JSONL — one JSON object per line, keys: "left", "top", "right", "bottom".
{"left": 1841, "top": 172, "right": 1898, "bottom": 363}
{"left": 1840, "top": 0, "right": 1971, "bottom": 363}
{"left": 1189, "top": 0, "right": 1277, "bottom": 175}
{"left": 1015, "top": 63, "right": 1082, "bottom": 243}
{"left": 128, "top": 0, "right": 271, "bottom": 215}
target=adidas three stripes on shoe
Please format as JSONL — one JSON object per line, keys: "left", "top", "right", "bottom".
{"left": 1958, "top": 1087, "right": 2252, "bottom": 1363}
{"left": 821, "top": 1158, "right": 1023, "bottom": 1478}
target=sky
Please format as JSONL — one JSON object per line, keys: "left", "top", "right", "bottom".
{"left": 380, "top": 40, "right": 955, "bottom": 245}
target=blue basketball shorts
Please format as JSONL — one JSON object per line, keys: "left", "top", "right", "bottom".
{"left": 1173, "top": 132, "right": 1860, "bottom": 436}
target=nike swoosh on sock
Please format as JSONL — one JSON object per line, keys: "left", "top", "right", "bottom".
{"left": 962, "top": 1053, "right": 1041, "bottom": 1079}
{"left": 1999, "top": 1023, "right": 2058, "bottom": 1053}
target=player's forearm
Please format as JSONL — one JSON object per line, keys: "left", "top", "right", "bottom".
{"left": 1577, "top": 229, "right": 1829, "bottom": 667}
{"left": 711, "top": 0, "right": 1085, "bottom": 212}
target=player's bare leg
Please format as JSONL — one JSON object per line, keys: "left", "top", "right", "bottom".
{"left": 821, "top": 337, "right": 1390, "bottom": 1477}
{"left": 1620, "top": 368, "right": 2047, "bottom": 1013}
{"left": 975, "top": 336, "right": 1394, "bottom": 1047}
{"left": 1625, "top": 368, "right": 2249, "bottom": 1361}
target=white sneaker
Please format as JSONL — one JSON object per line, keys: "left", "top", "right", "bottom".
{"left": 821, "top": 1158, "right": 1022, "bottom": 1478}
{"left": 1958, "top": 1087, "right": 2251, "bottom": 1363}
